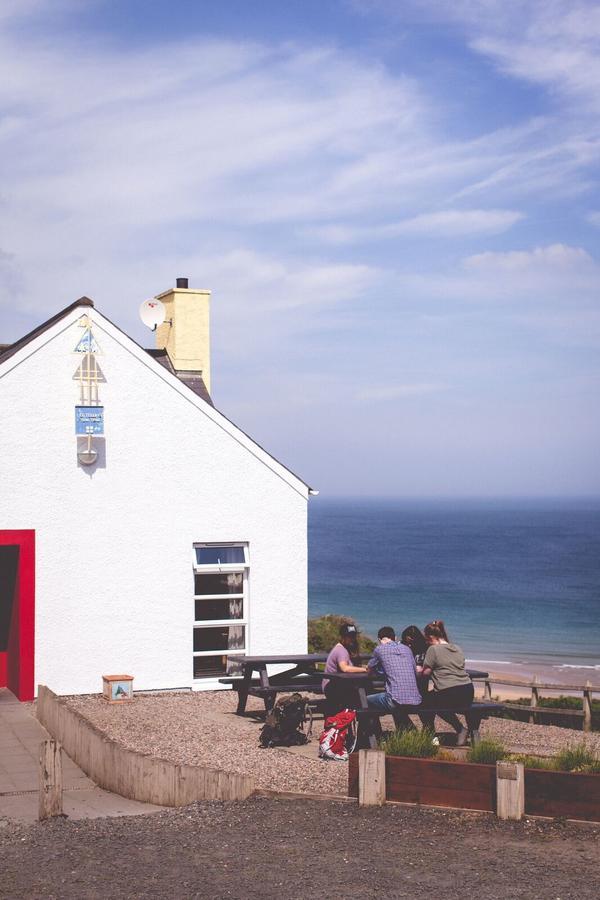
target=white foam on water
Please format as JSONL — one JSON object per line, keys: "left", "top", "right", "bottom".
{"left": 466, "top": 659, "right": 513, "bottom": 666}
{"left": 552, "top": 664, "right": 600, "bottom": 670}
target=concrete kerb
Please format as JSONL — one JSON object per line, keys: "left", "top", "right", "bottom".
{"left": 36, "top": 685, "right": 255, "bottom": 806}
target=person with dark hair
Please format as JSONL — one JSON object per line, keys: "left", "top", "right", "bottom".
{"left": 401, "top": 624, "right": 430, "bottom": 701}
{"left": 420, "top": 621, "right": 473, "bottom": 746}
{"left": 401, "top": 625, "right": 428, "bottom": 670}
{"left": 322, "top": 622, "right": 368, "bottom": 716}
{"left": 365, "top": 626, "right": 422, "bottom": 732}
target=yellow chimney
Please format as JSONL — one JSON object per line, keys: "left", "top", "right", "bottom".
{"left": 155, "top": 278, "right": 212, "bottom": 393}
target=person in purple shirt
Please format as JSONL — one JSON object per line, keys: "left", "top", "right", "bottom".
{"left": 322, "top": 623, "right": 368, "bottom": 716}
{"left": 366, "top": 626, "right": 423, "bottom": 732}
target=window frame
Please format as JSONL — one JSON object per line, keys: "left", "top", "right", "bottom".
{"left": 192, "top": 543, "right": 249, "bottom": 678}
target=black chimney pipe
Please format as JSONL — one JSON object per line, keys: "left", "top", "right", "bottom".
{"left": 176, "top": 277, "right": 189, "bottom": 289}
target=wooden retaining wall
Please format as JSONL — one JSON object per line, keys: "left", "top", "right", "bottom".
{"left": 524, "top": 768, "right": 600, "bottom": 821}
{"left": 37, "top": 685, "right": 255, "bottom": 806}
{"left": 348, "top": 752, "right": 496, "bottom": 811}
{"left": 348, "top": 753, "right": 600, "bottom": 822}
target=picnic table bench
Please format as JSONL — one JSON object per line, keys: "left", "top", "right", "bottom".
{"left": 324, "top": 670, "right": 500, "bottom": 749}
{"left": 219, "top": 654, "right": 328, "bottom": 714}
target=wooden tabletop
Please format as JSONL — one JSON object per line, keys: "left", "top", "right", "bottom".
{"left": 324, "top": 669, "right": 489, "bottom": 680}
{"left": 240, "top": 654, "right": 328, "bottom": 666}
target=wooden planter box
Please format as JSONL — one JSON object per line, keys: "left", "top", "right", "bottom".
{"left": 349, "top": 753, "right": 496, "bottom": 811}
{"left": 348, "top": 754, "right": 600, "bottom": 822}
{"left": 524, "top": 768, "right": 600, "bottom": 821}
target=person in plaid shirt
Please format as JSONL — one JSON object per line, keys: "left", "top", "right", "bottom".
{"left": 366, "top": 626, "right": 422, "bottom": 731}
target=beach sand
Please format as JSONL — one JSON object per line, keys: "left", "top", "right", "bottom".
{"left": 470, "top": 661, "right": 600, "bottom": 701}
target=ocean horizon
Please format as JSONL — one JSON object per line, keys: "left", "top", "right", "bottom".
{"left": 308, "top": 497, "right": 600, "bottom": 679}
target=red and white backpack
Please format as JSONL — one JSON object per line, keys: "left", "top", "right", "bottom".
{"left": 318, "top": 709, "right": 358, "bottom": 761}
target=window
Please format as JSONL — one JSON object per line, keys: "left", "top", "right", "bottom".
{"left": 192, "top": 543, "right": 248, "bottom": 679}
{"left": 195, "top": 546, "right": 245, "bottom": 566}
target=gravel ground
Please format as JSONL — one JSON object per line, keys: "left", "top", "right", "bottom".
{"left": 481, "top": 716, "right": 600, "bottom": 756}
{"left": 1, "top": 797, "right": 599, "bottom": 900}
{"left": 63, "top": 690, "right": 600, "bottom": 797}
{"left": 64, "top": 690, "right": 349, "bottom": 795}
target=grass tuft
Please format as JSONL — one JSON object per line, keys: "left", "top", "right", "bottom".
{"left": 379, "top": 727, "right": 439, "bottom": 758}
{"left": 466, "top": 738, "right": 508, "bottom": 764}
{"left": 509, "top": 754, "right": 554, "bottom": 770}
{"left": 554, "top": 742, "right": 600, "bottom": 773}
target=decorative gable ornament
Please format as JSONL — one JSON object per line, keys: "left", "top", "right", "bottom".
{"left": 73, "top": 327, "right": 101, "bottom": 354}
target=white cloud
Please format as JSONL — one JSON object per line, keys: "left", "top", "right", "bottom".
{"left": 310, "top": 208, "right": 523, "bottom": 244}
{"left": 587, "top": 211, "right": 600, "bottom": 227}
{"left": 463, "top": 243, "right": 594, "bottom": 272}
{"left": 391, "top": 0, "right": 600, "bottom": 112}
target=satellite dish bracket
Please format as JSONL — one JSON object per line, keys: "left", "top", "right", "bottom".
{"left": 152, "top": 317, "right": 172, "bottom": 332}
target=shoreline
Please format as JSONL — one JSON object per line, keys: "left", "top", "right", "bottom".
{"left": 468, "top": 660, "right": 600, "bottom": 700}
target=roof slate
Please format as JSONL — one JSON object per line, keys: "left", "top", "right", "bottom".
{"left": 145, "top": 349, "right": 213, "bottom": 406}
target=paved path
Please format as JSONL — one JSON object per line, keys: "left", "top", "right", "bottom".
{"left": 0, "top": 689, "right": 163, "bottom": 823}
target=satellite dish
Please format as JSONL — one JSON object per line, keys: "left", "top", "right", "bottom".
{"left": 139, "top": 298, "right": 166, "bottom": 330}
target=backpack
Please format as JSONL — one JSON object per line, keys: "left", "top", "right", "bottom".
{"left": 318, "top": 709, "right": 358, "bottom": 761}
{"left": 259, "top": 693, "right": 313, "bottom": 748}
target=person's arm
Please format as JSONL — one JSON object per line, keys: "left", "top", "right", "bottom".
{"left": 421, "top": 646, "right": 435, "bottom": 678}
{"left": 367, "top": 661, "right": 381, "bottom": 675}
{"left": 339, "top": 659, "right": 368, "bottom": 673}
{"left": 339, "top": 646, "right": 368, "bottom": 673}
{"left": 365, "top": 647, "right": 382, "bottom": 678}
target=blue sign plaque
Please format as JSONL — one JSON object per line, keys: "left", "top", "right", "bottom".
{"left": 75, "top": 406, "right": 104, "bottom": 435}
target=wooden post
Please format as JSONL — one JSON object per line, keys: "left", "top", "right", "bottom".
{"left": 496, "top": 761, "right": 524, "bottom": 821}
{"left": 529, "top": 676, "right": 539, "bottom": 724}
{"left": 358, "top": 749, "right": 386, "bottom": 807}
{"left": 484, "top": 679, "right": 492, "bottom": 701}
{"left": 583, "top": 681, "right": 593, "bottom": 733}
{"left": 39, "top": 739, "right": 63, "bottom": 821}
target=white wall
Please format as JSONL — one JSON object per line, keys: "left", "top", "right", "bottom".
{"left": 0, "top": 309, "right": 309, "bottom": 695}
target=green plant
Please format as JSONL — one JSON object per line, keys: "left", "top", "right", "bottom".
{"left": 554, "top": 742, "right": 600, "bottom": 773}
{"left": 379, "top": 727, "right": 439, "bottom": 758}
{"left": 466, "top": 738, "right": 508, "bottom": 764}
{"left": 307, "top": 614, "right": 376, "bottom": 656}
{"left": 501, "top": 696, "right": 600, "bottom": 732}
{"left": 509, "top": 753, "right": 554, "bottom": 770}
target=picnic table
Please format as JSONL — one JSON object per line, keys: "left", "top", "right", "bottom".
{"left": 220, "top": 654, "right": 492, "bottom": 722}
{"left": 325, "top": 669, "right": 496, "bottom": 749}
{"left": 219, "top": 654, "right": 328, "bottom": 714}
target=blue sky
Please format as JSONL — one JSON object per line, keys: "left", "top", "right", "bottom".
{"left": 1, "top": 0, "right": 599, "bottom": 496}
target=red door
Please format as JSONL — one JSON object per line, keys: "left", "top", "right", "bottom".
{"left": 0, "top": 531, "right": 35, "bottom": 701}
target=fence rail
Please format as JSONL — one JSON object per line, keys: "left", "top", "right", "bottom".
{"left": 470, "top": 676, "right": 598, "bottom": 732}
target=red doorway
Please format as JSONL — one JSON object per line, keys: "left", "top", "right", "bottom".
{"left": 0, "top": 530, "right": 35, "bottom": 701}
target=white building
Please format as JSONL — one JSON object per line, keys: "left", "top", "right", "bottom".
{"left": 0, "top": 280, "right": 313, "bottom": 700}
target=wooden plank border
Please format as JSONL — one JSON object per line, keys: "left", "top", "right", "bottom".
{"left": 36, "top": 685, "right": 255, "bottom": 806}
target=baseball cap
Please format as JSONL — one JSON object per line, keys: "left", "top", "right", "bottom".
{"left": 339, "top": 623, "right": 359, "bottom": 637}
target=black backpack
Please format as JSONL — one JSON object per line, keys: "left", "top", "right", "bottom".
{"left": 259, "top": 693, "right": 313, "bottom": 748}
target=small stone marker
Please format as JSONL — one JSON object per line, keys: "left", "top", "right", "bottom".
{"left": 39, "top": 739, "right": 63, "bottom": 821}
{"left": 358, "top": 749, "right": 386, "bottom": 807}
{"left": 496, "top": 760, "right": 524, "bottom": 821}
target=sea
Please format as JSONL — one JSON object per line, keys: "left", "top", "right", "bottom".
{"left": 308, "top": 498, "right": 600, "bottom": 681}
